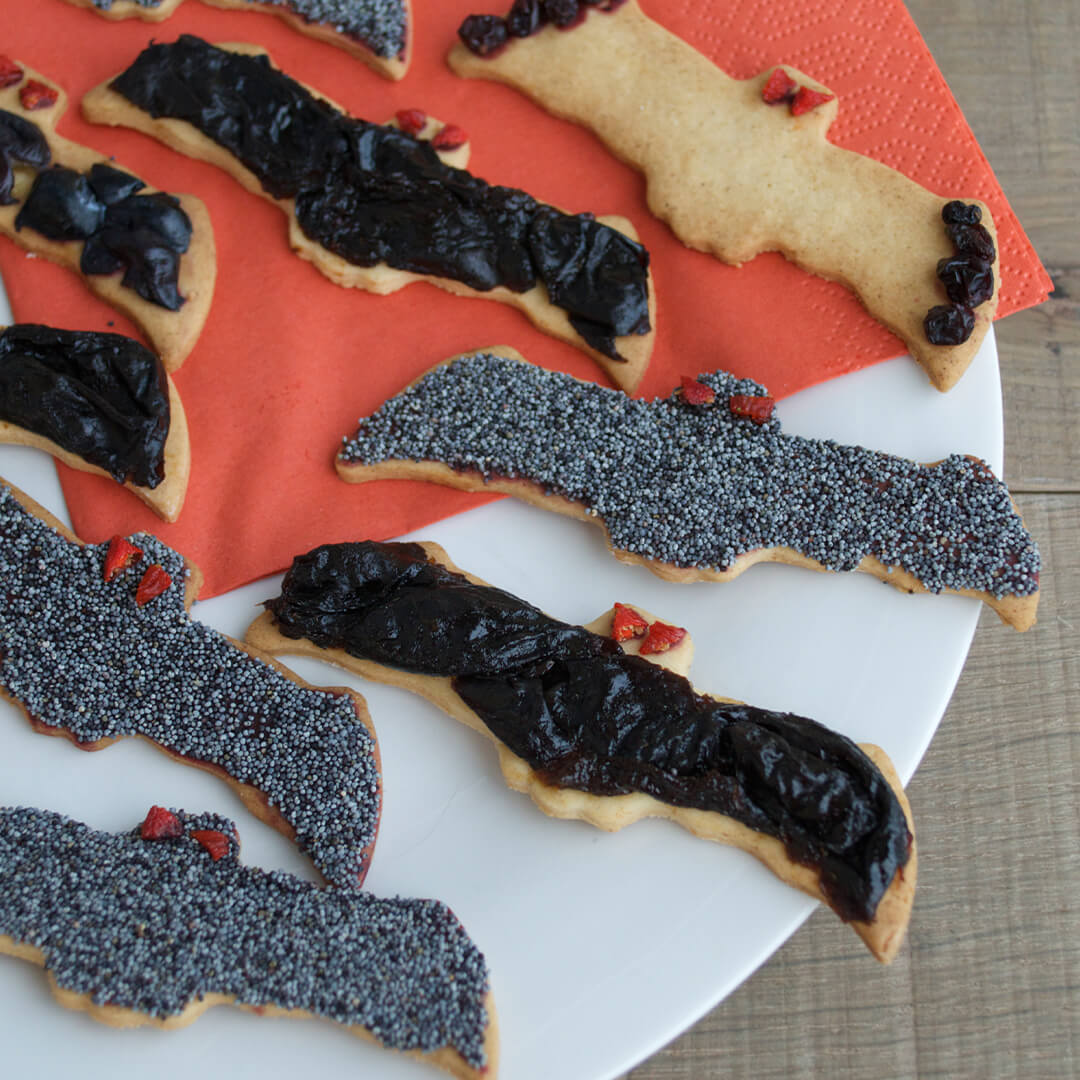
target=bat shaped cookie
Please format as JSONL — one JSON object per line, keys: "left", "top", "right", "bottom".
{"left": 57, "top": 0, "right": 412, "bottom": 80}
{"left": 247, "top": 539, "right": 917, "bottom": 963}
{"left": 0, "top": 323, "right": 190, "bottom": 521}
{"left": 0, "top": 59, "right": 215, "bottom": 372}
{"left": 0, "top": 480, "right": 382, "bottom": 889}
{"left": 0, "top": 805, "right": 495, "bottom": 1079}
{"left": 450, "top": 0, "right": 998, "bottom": 392}
{"left": 335, "top": 348, "right": 1040, "bottom": 630}
{"left": 83, "top": 35, "right": 657, "bottom": 392}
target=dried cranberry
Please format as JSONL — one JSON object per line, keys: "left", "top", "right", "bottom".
{"left": 639, "top": 620, "right": 687, "bottom": 655}
{"left": 947, "top": 221, "right": 996, "bottom": 264}
{"left": 191, "top": 829, "right": 231, "bottom": 861}
{"left": 762, "top": 68, "right": 798, "bottom": 105}
{"left": 942, "top": 200, "right": 981, "bottom": 227}
{"left": 508, "top": 0, "right": 546, "bottom": 36}
{"left": 545, "top": 0, "right": 581, "bottom": 27}
{"left": 924, "top": 303, "right": 975, "bottom": 346}
{"left": 140, "top": 805, "right": 183, "bottom": 840}
{"left": 790, "top": 86, "right": 834, "bottom": 116}
{"left": 458, "top": 14, "right": 510, "bottom": 56}
{"left": 679, "top": 376, "right": 716, "bottom": 405}
{"left": 729, "top": 394, "right": 776, "bottom": 424}
{"left": 612, "top": 602, "right": 649, "bottom": 642}
{"left": 394, "top": 108, "right": 427, "bottom": 136}
{"left": 432, "top": 124, "right": 468, "bottom": 151}
{"left": 136, "top": 563, "right": 173, "bottom": 605}
{"left": 19, "top": 80, "right": 58, "bottom": 111}
{"left": 0, "top": 56, "right": 22, "bottom": 90}
{"left": 103, "top": 535, "right": 144, "bottom": 582}
{"left": 937, "top": 254, "right": 994, "bottom": 308}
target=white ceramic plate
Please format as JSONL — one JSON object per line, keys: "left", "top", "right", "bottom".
{"left": 0, "top": 262, "right": 1000, "bottom": 1080}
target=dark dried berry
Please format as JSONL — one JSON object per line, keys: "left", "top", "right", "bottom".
{"left": 937, "top": 254, "right": 994, "bottom": 308}
{"left": 942, "top": 200, "right": 981, "bottom": 227}
{"left": 947, "top": 221, "right": 996, "bottom": 263}
{"left": 924, "top": 303, "right": 975, "bottom": 346}
{"left": 545, "top": 0, "right": 581, "bottom": 27}
{"left": 458, "top": 14, "right": 510, "bottom": 56}
{"left": 507, "top": 0, "right": 546, "bottom": 36}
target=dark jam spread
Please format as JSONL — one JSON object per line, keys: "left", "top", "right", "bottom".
{"left": 0, "top": 108, "right": 51, "bottom": 206}
{"left": 109, "top": 35, "right": 651, "bottom": 360}
{"left": 266, "top": 540, "right": 913, "bottom": 924}
{"left": 14, "top": 160, "right": 192, "bottom": 311}
{"left": 0, "top": 323, "right": 170, "bottom": 488}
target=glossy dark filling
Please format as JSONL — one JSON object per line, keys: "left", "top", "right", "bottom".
{"left": 0, "top": 109, "right": 51, "bottom": 206}
{"left": 0, "top": 323, "right": 169, "bottom": 488}
{"left": 14, "top": 158, "right": 192, "bottom": 311}
{"left": 109, "top": 35, "right": 651, "bottom": 359}
{"left": 265, "top": 540, "right": 912, "bottom": 923}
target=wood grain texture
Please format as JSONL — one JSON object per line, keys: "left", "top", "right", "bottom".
{"left": 625, "top": 1, "right": 1079, "bottom": 1076}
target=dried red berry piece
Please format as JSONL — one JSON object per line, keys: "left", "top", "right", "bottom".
{"left": 611, "top": 602, "right": 649, "bottom": 642}
{"left": 432, "top": 124, "right": 468, "bottom": 151}
{"left": 0, "top": 55, "right": 23, "bottom": 89}
{"left": 729, "top": 394, "right": 776, "bottom": 424}
{"left": 140, "top": 805, "right": 183, "bottom": 840}
{"left": 639, "top": 620, "right": 687, "bottom": 655}
{"left": 395, "top": 108, "right": 427, "bottom": 136}
{"left": 762, "top": 67, "right": 798, "bottom": 105}
{"left": 790, "top": 86, "right": 834, "bottom": 116}
{"left": 103, "top": 535, "right": 144, "bottom": 583}
{"left": 680, "top": 376, "right": 716, "bottom": 406}
{"left": 191, "top": 829, "right": 231, "bottom": 861}
{"left": 19, "top": 80, "right": 58, "bottom": 111}
{"left": 135, "top": 563, "right": 172, "bottom": 606}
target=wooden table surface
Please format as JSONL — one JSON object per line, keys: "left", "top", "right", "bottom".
{"left": 627, "top": 2, "right": 1080, "bottom": 1077}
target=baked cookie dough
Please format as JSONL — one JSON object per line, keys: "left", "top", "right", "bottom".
{"left": 0, "top": 805, "right": 495, "bottom": 1078}
{"left": 59, "top": 0, "right": 411, "bottom": 80}
{"left": 335, "top": 348, "right": 1040, "bottom": 630}
{"left": 450, "top": 0, "right": 999, "bottom": 391}
{"left": 247, "top": 539, "right": 916, "bottom": 962}
{"left": 0, "top": 61, "right": 214, "bottom": 372}
{"left": 0, "top": 480, "right": 382, "bottom": 889}
{"left": 0, "top": 323, "right": 190, "bottom": 521}
{"left": 83, "top": 35, "right": 656, "bottom": 392}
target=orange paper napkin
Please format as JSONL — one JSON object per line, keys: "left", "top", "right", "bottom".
{"left": 0, "top": 0, "right": 1051, "bottom": 596}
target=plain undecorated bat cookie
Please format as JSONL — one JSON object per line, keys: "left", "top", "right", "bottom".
{"left": 335, "top": 348, "right": 1041, "bottom": 630}
{"left": 0, "top": 59, "right": 215, "bottom": 372}
{"left": 82, "top": 35, "right": 657, "bottom": 392}
{"left": 0, "top": 323, "right": 190, "bottom": 521}
{"left": 247, "top": 538, "right": 917, "bottom": 962}
{"left": 450, "top": 0, "right": 999, "bottom": 391}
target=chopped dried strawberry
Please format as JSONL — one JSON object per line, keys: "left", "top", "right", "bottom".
{"left": 103, "top": 535, "right": 144, "bottom": 582}
{"left": 19, "top": 80, "right": 58, "bottom": 111}
{"left": 191, "top": 829, "right": 231, "bottom": 861}
{"left": 611, "top": 602, "right": 649, "bottom": 642}
{"left": 395, "top": 108, "right": 427, "bottom": 136}
{"left": 0, "top": 56, "right": 23, "bottom": 89}
{"left": 762, "top": 67, "right": 798, "bottom": 105}
{"left": 639, "top": 620, "right": 687, "bottom": 655}
{"left": 135, "top": 563, "right": 172, "bottom": 606}
{"left": 140, "top": 805, "right": 183, "bottom": 841}
{"left": 729, "top": 393, "right": 776, "bottom": 424}
{"left": 790, "top": 86, "right": 835, "bottom": 116}
{"left": 679, "top": 376, "right": 716, "bottom": 406}
{"left": 432, "top": 123, "right": 468, "bottom": 151}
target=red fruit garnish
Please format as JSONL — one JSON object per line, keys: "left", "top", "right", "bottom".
{"left": 790, "top": 86, "right": 835, "bottom": 116}
{"left": 395, "top": 108, "right": 427, "bottom": 136}
{"left": 135, "top": 564, "right": 172, "bottom": 606}
{"left": 191, "top": 829, "right": 231, "bottom": 861}
{"left": 639, "top": 620, "right": 687, "bottom": 655}
{"left": 140, "top": 805, "right": 183, "bottom": 841}
{"left": 729, "top": 393, "right": 776, "bottom": 424}
{"left": 611, "top": 602, "right": 649, "bottom": 642}
{"left": 0, "top": 56, "right": 23, "bottom": 89}
{"left": 679, "top": 376, "right": 716, "bottom": 406}
{"left": 19, "top": 80, "right": 58, "bottom": 110}
{"left": 103, "top": 535, "right": 144, "bottom": 583}
{"left": 431, "top": 124, "right": 468, "bottom": 151}
{"left": 762, "top": 67, "right": 798, "bottom": 105}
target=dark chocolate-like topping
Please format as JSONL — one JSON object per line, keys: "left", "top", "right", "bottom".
{"left": 109, "top": 34, "right": 650, "bottom": 360}
{"left": 0, "top": 806, "right": 489, "bottom": 1067}
{"left": 0, "top": 487, "right": 381, "bottom": 889}
{"left": 0, "top": 323, "right": 170, "bottom": 488}
{"left": 0, "top": 108, "right": 51, "bottom": 205}
{"left": 266, "top": 540, "right": 911, "bottom": 924}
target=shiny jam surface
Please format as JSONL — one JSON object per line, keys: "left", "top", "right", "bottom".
{"left": 110, "top": 35, "right": 651, "bottom": 359}
{"left": 0, "top": 323, "right": 170, "bottom": 487}
{"left": 266, "top": 540, "right": 911, "bottom": 923}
